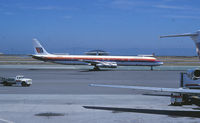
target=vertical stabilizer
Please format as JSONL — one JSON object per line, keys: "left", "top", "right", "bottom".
{"left": 160, "top": 30, "right": 200, "bottom": 58}
{"left": 33, "top": 38, "right": 49, "bottom": 55}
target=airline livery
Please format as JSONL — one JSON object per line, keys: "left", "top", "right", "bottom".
{"left": 32, "top": 39, "right": 163, "bottom": 70}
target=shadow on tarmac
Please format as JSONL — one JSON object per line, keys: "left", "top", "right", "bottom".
{"left": 142, "top": 93, "right": 170, "bottom": 97}
{"left": 83, "top": 106, "right": 200, "bottom": 118}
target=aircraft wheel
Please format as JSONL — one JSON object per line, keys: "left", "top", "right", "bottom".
{"left": 21, "top": 82, "right": 27, "bottom": 87}
{"left": 171, "top": 102, "right": 182, "bottom": 106}
{"left": 3, "top": 81, "right": 8, "bottom": 86}
{"left": 3, "top": 81, "right": 12, "bottom": 86}
{"left": 93, "top": 66, "right": 100, "bottom": 71}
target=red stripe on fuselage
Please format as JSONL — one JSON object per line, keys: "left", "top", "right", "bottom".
{"left": 44, "top": 56, "right": 157, "bottom": 62}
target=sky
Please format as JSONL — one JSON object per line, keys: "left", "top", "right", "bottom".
{"left": 0, "top": 0, "right": 200, "bottom": 56}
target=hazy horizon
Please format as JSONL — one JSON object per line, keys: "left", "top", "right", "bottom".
{"left": 0, "top": 46, "right": 197, "bottom": 56}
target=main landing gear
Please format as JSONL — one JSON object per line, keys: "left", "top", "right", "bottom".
{"left": 150, "top": 66, "right": 153, "bottom": 71}
{"left": 93, "top": 66, "right": 100, "bottom": 71}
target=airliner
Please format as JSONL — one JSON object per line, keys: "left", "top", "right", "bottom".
{"left": 32, "top": 39, "right": 163, "bottom": 70}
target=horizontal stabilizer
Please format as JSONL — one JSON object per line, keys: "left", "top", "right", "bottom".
{"left": 160, "top": 30, "right": 200, "bottom": 59}
{"left": 160, "top": 33, "right": 197, "bottom": 38}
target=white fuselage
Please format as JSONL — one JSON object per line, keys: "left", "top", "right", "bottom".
{"left": 33, "top": 54, "right": 163, "bottom": 66}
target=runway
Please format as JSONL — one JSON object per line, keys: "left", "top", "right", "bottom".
{"left": 0, "top": 65, "right": 200, "bottom": 123}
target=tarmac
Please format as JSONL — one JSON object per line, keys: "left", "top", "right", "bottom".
{"left": 0, "top": 65, "right": 200, "bottom": 123}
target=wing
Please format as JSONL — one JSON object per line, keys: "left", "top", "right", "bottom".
{"left": 82, "top": 60, "right": 117, "bottom": 68}
{"left": 82, "top": 60, "right": 101, "bottom": 64}
{"left": 90, "top": 84, "right": 200, "bottom": 94}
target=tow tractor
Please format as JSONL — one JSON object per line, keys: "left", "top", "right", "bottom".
{"left": 0, "top": 75, "right": 32, "bottom": 87}
{"left": 171, "top": 72, "right": 200, "bottom": 106}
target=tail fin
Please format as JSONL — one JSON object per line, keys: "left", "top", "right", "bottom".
{"left": 160, "top": 30, "right": 200, "bottom": 58}
{"left": 33, "top": 38, "right": 49, "bottom": 55}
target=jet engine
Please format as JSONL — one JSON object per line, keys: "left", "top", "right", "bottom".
{"left": 187, "top": 69, "right": 200, "bottom": 80}
{"left": 96, "top": 62, "right": 117, "bottom": 68}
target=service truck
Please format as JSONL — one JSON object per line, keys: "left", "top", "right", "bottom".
{"left": 170, "top": 72, "right": 200, "bottom": 106}
{"left": 0, "top": 75, "right": 32, "bottom": 87}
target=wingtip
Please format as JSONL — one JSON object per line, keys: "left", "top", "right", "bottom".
{"left": 89, "top": 84, "right": 95, "bottom": 86}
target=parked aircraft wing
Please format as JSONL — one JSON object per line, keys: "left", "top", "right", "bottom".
{"left": 90, "top": 84, "right": 200, "bottom": 94}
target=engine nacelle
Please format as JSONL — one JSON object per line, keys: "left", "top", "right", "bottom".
{"left": 187, "top": 69, "right": 200, "bottom": 80}
{"left": 96, "top": 62, "right": 117, "bottom": 68}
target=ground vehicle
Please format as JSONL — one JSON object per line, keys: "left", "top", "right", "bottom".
{"left": 0, "top": 75, "right": 32, "bottom": 87}
{"left": 170, "top": 72, "right": 200, "bottom": 106}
